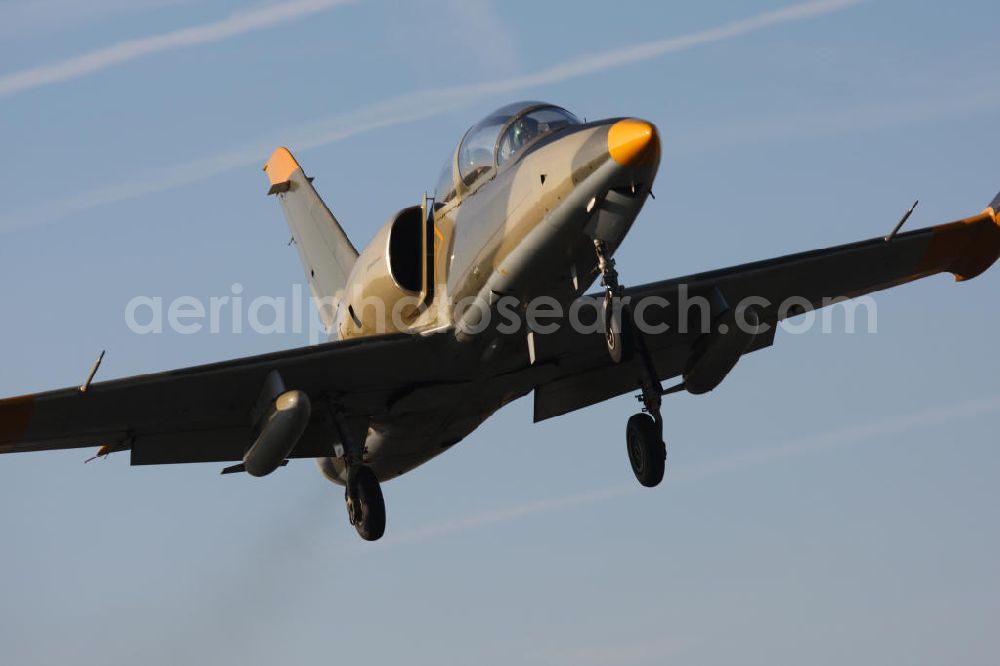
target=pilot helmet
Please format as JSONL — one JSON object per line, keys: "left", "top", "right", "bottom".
{"left": 512, "top": 115, "right": 541, "bottom": 150}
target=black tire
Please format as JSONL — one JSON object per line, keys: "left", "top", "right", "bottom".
{"left": 626, "top": 413, "right": 665, "bottom": 488}
{"left": 350, "top": 466, "right": 386, "bottom": 541}
{"left": 603, "top": 296, "right": 634, "bottom": 364}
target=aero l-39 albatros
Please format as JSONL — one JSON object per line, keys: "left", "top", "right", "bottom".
{"left": 2, "top": 101, "right": 999, "bottom": 540}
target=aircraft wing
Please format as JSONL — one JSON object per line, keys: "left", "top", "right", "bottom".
{"left": 4, "top": 201, "right": 998, "bottom": 461}
{"left": 532, "top": 201, "right": 1000, "bottom": 420}
{"left": 0, "top": 331, "right": 463, "bottom": 465}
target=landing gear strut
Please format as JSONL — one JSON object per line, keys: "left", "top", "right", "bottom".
{"left": 593, "top": 239, "right": 667, "bottom": 487}
{"left": 627, "top": 336, "right": 667, "bottom": 487}
{"left": 594, "top": 239, "right": 631, "bottom": 364}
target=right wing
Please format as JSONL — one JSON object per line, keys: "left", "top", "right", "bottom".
{"left": 0, "top": 331, "right": 463, "bottom": 465}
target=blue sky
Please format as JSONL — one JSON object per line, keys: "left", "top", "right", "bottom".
{"left": 1, "top": 1, "right": 999, "bottom": 664}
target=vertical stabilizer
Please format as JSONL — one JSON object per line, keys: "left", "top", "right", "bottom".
{"left": 263, "top": 147, "right": 358, "bottom": 333}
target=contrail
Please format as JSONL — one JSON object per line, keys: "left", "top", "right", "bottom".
{"left": 0, "top": 0, "right": 356, "bottom": 97}
{"left": 434, "top": 0, "right": 867, "bottom": 99}
{"left": 364, "top": 393, "right": 1000, "bottom": 549}
{"left": 3, "top": 0, "right": 866, "bottom": 230}
{"left": 373, "top": 485, "right": 637, "bottom": 548}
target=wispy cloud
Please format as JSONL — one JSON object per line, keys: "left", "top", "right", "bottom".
{"left": 377, "top": 0, "right": 520, "bottom": 81}
{"left": 438, "top": 0, "right": 867, "bottom": 98}
{"left": 672, "top": 84, "right": 1000, "bottom": 155}
{"left": 375, "top": 485, "right": 636, "bottom": 548}
{"left": 0, "top": 0, "right": 195, "bottom": 40}
{"left": 367, "top": 394, "right": 1000, "bottom": 549}
{"left": 0, "top": 0, "right": 355, "bottom": 98}
{"left": 3, "top": 0, "right": 865, "bottom": 231}
{"left": 676, "top": 393, "right": 1000, "bottom": 481}
{"left": 440, "top": 0, "right": 521, "bottom": 78}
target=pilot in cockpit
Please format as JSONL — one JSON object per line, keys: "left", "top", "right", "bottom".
{"left": 508, "top": 115, "right": 541, "bottom": 153}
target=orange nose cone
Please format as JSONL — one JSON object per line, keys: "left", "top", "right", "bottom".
{"left": 608, "top": 119, "right": 658, "bottom": 166}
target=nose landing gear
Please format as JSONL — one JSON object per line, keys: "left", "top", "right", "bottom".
{"left": 594, "top": 239, "right": 632, "bottom": 364}
{"left": 593, "top": 238, "right": 668, "bottom": 488}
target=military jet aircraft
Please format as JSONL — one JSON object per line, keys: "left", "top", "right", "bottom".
{"left": 2, "top": 101, "right": 999, "bottom": 540}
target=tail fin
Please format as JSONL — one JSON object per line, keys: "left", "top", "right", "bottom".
{"left": 263, "top": 147, "right": 358, "bottom": 333}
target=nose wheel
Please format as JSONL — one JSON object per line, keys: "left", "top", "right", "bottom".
{"left": 593, "top": 239, "right": 671, "bottom": 488}
{"left": 602, "top": 293, "right": 633, "bottom": 364}
{"left": 345, "top": 466, "right": 385, "bottom": 541}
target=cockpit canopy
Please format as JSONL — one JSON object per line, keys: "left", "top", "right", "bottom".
{"left": 435, "top": 101, "right": 580, "bottom": 209}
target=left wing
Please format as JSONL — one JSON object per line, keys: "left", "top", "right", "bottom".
{"left": 533, "top": 196, "right": 1000, "bottom": 421}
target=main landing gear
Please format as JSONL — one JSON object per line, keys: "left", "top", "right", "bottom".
{"left": 626, "top": 364, "right": 667, "bottom": 487}
{"left": 346, "top": 466, "right": 385, "bottom": 541}
{"left": 329, "top": 406, "right": 385, "bottom": 541}
{"left": 594, "top": 239, "right": 667, "bottom": 488}
{"left": 627, "top": 413, "right": 665, "bottom": 487}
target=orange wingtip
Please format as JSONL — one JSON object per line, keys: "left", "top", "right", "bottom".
{"left": 263, "top": 146, "right": 301, "bottom": 185}
{"left": 920, "top": 210, "right": 1000, "bottom": 282}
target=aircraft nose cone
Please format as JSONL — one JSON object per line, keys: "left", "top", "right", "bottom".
{"left": 607, "top": 119, "right": 658, "bottom": 166}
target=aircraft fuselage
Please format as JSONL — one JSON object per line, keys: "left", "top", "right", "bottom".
{"left": 319, "top": 104, "right": 661, "bottom": 484}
